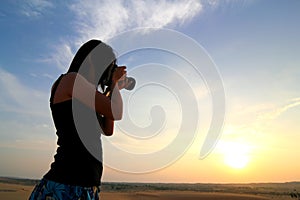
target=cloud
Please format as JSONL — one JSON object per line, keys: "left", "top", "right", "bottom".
{"left": 50, "top": 0, "right": 203, "bottom": 71}
{"left": 22, "top": 0, "right": 54, "bottom": 17}
{"left": 0, "top": 67, "right": 55, "bottom": 151}
{"left": 50, "top": 43, "right": 74, "bottom": 71}
{"left": 20, "top": 0, "right": 54, "bottom": 18}
{"left": 219, "top": 96, "right": 300, "bottom": 138}
{"left": 32, "top": 41, "right": 74, "bottom": 72}
{"left": 69, "top": 0, "right": 202, "bottom": 43}
{"left": 225, "top": 97, "right": 300, "bottom": 131}
{"left": 258, "top": 98, "right": 300, "bottom": 120}
{"left": 0, "top": 68, "right": 50, "bottom": 117}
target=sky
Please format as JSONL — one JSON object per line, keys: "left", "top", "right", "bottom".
{"left": 0, "top": 0, "right": 300, "bottom": 183}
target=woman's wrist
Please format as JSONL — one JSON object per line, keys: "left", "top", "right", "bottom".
{"left": 111, "top": 80, "right": 118, "bottom": 90}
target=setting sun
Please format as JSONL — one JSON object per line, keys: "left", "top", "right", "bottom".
{"left": 224, "top": 151, "right": 249, "bottom": 169}
{"left": 217, "top": 141, "right": 251, "bottom": 170}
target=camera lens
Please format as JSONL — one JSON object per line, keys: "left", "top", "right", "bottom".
{"left": 125, "top": 77, "right": 136, "bottom": 90}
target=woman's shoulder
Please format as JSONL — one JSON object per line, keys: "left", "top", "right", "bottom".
{"left": 51, "top": 73, "right": 78, "bottom": 104}
{"left": 60, "top": 72, "right": 90, "bottom": 87}
{"left": 52, "top": 72, "right": 77, "bottom": 85}
{"left": 63, "top": 72, "right": 89, "bottom": 83}
{"left": 63, "top": 72, "right": 77, "bottom": 81}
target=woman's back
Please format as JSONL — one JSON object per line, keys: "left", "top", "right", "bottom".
{"left": 44, "top": 75, "right": 103, "bottom": 187}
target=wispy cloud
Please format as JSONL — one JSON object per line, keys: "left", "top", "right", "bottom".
{"left": 32, "top": 42, "right": 74, "bottom": 72}
{"left": 22, "top": 0, "right": 53, "bottom": 17}
{"left": 219, "top": 97, "right": 300, "bottom": 150}
{"left": 20, "top": 0, "right": 54, "bottom": 18}
{"left": 0, "top": 68, "right": 49, "bottom": 117}
{"left": 203, "top": 0, "right": 255, "bottom": 10}
{"left": 0, "top": 67, "right": 55, "bottom": 150}
{"left": 70, "top": 0, "right": 202, "bottom": 43}
{"left": 258, "top": 98, "right": 300, "bottom": 120}
{"left": 50, "top": 0, "right": 203, "bottom": 69}
{"left": 50, "top": 43, "right": 74, "bottom": 71}
{"left": 225, "top": 97, "right": 300, "bottom": 132}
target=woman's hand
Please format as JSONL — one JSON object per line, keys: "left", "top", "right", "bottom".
{"left": 112, "top": 66, "right": 127, "bottom": 89}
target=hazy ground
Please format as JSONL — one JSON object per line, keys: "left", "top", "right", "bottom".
{"left": 0, "top": 177, "right": 298, "bottom": 200}
{"left": 101, "top": 191, "right": 275, "bottom": 200}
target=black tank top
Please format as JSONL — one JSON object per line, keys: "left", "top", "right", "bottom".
{"left": 44, "top": 74, "right": 103, "bottom": 187}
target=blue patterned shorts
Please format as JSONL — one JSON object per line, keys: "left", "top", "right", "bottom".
{"left": 28, "top": 178, "right": 100, "bottom": 200}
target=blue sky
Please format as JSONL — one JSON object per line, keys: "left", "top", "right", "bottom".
{"left": 0, "top": 0, "right": 300, "bottom": 183}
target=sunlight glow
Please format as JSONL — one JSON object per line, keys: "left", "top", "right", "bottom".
{"left": 224, "top": 151, "right": 249, "bottom": 169}
{"left": 217, "top": 141, "right": 251, "bottom": 170}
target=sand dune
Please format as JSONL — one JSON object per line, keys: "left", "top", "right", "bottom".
{"left": 0, "top": 183, "right": 33, "bottom": 200}
{"left": 0, "top": 181, "right": 292, "bottom": 200}
{"left": 101, "top": 191, "right": 274, "bottom": 200}
{"left": 0, "top": 183, "right": 272, "bottom": 200}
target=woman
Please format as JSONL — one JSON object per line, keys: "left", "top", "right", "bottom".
{"left": 29, "top": 40, "right": 127, "bottom": 200}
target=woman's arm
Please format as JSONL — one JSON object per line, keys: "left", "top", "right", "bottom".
{"left": 66, "top": 68, "right": 125, "bottom": 120}
{"left": 97, "top": 69, "right": 128, "bottom": 136}
{"left": 61, "top": 67, "right": 126, "bottom": 135}
{"left": 97, "top": 82, "right": 120, "bottom": 136}
{"left": 97, "top": 114, "right": 114, "bottom": 136}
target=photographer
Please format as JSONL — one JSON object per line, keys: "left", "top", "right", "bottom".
{"left": 29, "top": 40, "right": 130, "bottom": 200}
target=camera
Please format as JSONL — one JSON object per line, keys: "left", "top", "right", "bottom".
{"left": 99, "top": 64, "right": 136, "bottom": 91}
{"left": 122, "top": 76, "right": 136, "bottom": 90}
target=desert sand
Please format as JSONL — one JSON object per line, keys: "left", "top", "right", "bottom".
{"left": 101, "top": 191, "right": 277, "bottom": 200}
{"left": 0, "top": 182, "right": 33, "bottom": 200}
{"left": 1, "top": 176, "right": 297, "bottom": 200}
{"left": 1, "top": 182, "right": 293, "bottom": 200}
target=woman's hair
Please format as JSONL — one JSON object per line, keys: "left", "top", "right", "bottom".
{"left": 67, "top": 39, "right": 116, "bottom": 88}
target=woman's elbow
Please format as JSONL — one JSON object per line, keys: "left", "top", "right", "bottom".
{"left": 111, "top": 105, "right": 123, "bottom": 120}
{"left": 102, "top": 126, "right": 114, "bottom": 136}
{"left": 103, "top": 131, "right": 114, "bottom": 136}
{"left": 110, "top": 109, "right": 123, "bottom": 120}
{"left": 113, "top": 113, "right": 123, "bottom": 121}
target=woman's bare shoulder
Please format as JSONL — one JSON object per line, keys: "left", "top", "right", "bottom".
{"left": 63, "top": 72, "right": 77, "bottom": 82}
{"left": 51, "top": 72, "right": 77, "bottom": 104}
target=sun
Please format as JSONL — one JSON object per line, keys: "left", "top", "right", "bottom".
{"left": 224, "top": 151, "right": 249, "bottom": 169}
{"left": 217, "top": 141, "right": 251, "bottom": 170}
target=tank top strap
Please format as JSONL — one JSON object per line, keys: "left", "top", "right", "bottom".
{"left": 50, "top": 74, "right": 64, "bottom": 105}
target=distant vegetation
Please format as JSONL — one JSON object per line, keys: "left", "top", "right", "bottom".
{"left": 101, "top": 181, "right": 300, "bottom": 197}
{"left": 1, "top": 177, "right": 300, "bottom": 199}
{"left": 0, "top": 177, "right": 39, "bottom": 186}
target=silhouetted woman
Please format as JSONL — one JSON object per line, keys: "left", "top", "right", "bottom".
{"left": 29, "top": 40, "right": 127, "bottom": 200}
